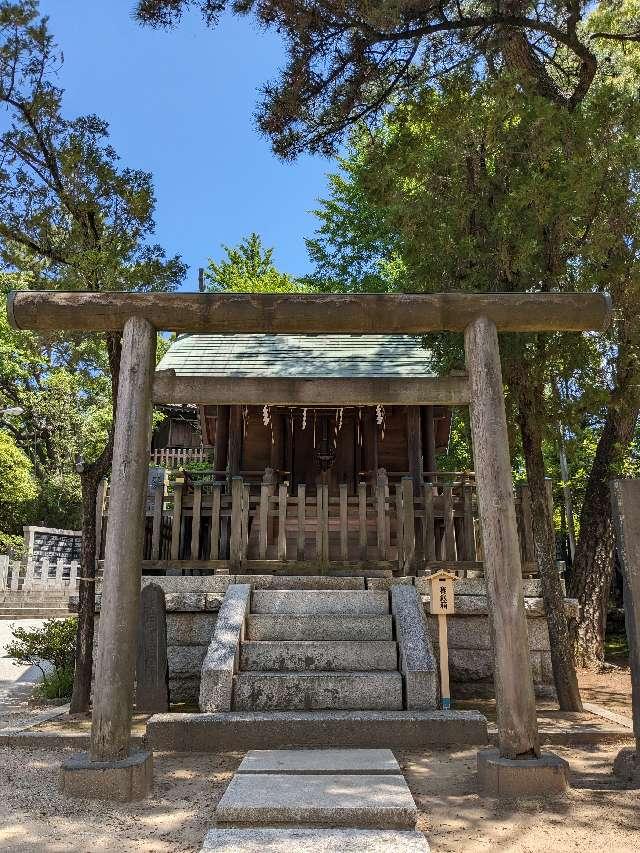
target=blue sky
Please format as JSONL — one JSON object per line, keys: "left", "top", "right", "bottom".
{"left": 38, "top": 0, "right": 331, "bottom": 287}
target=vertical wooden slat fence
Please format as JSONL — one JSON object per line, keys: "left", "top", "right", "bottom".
{"left": 98, "top": 471, "right": 543, "bottom": 575}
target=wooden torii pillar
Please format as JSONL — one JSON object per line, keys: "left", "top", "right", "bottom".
{"left": 6, "top": 289, "right": 611, "bottom": 798}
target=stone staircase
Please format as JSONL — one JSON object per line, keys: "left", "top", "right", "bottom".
{"left": 234, "top": 589, "right": 403, "bottom": 712}
{"left": 0, "top": 590, "right": 71, "bottom": 619}
{"left": 146, "top": 576, "right": 490, "bottom": 751}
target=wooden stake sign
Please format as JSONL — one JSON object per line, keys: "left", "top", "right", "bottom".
{"left": 429, "top": 571, "right": 457, "bottom": 710}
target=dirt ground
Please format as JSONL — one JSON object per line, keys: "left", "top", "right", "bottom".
{"left": 0, "top": 741, "right": 637, "bottom": 853}
{"left": 0, "top": 665, "right": 636, "bottom": 852}
{"left": 577, "top": 665, "right": 634, "bottom": 717}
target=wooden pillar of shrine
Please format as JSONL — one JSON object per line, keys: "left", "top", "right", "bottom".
{"left": 227, "top": 405, "right": 243, "bottom": 476}
{"left": 363, "top": 407, "right": 379, "bottom": 483}
{"left": 90, "top": 317, "right": 156, "bottom": 761}
{"left": 407, "top": 406, "right": 423, "bottom": 489}
{"left": 421, "top": 405, "right": 437, "bottom": 480}
{"left": 213, "top": 405, "right": 229, "bottom": 473}
{"left": 464, "top": 316, "right": 540, "bottom": 760}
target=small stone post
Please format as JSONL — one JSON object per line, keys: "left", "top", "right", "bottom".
{"left": 136, "top": 583, "right": 169, "bottom": 713}
{"left": 610, "top": 479, "right": 640, "bottom": 781}
{"left": 61, "top": 316, "right": 156, "bottom": 801}
{"left": 465, "top": 316, "right": 568, "bottom": 795}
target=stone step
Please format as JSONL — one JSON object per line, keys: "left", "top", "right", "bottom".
{"left": 0, "top": 609, "right": 70, "bottom": 619}
{"left": 200, "top": 827, "right": 429, "bottom": 853}
{"left": 240, "top": 641, "right": 398, "bottom": 672}
{"left": 246, "top": 614, "right": 394, "bottom": 642}
{"left": 214, "top": 772, "right": 418, "bottom": 829}
{"left": 232, "top": 672, "right": 403, "bottom": 711}
{"left": 237, "top": 748, "right": 400, "bottom": 775}
{"left": 251, "top": 589, "right": 389, "bottom": 616}
{"left": 146, "top": 709, "right": 490, "bottom": 751}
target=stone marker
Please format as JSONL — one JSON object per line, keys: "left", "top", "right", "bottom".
{"left": 200, "top": 827, "right": 430, "bottom": 852}
{"left": 136, "top": 583, "right": 169, "bottom": 713}
{"left": 237, "top": 748, "right": 400, "bottom": 775}
{"left": 215, "top": 773, "right": 417, "bottom": 828}
{"left": 610, "top": 479, "right": 640, "bottom": 782}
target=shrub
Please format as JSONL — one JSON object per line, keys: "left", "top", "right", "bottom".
{"left": 5, "top": 617, "right": 77, "bottom": 700}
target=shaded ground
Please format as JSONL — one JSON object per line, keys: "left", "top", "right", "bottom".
{"left": 577, "top": 666, "right": 633, "bottom": 718}
{"left": 0, "top": 743, "right": 638, "bottom": 852}
{"left": 401, "top": 745, "right": 640, "bottom": 852}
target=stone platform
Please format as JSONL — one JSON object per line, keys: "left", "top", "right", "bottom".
{"left": 147, "top": 709, "right": 488, "bottom": 751}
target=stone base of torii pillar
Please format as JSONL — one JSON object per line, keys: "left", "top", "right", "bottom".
{"left": 60, "top": 751, "right": 153, "bottom": 802}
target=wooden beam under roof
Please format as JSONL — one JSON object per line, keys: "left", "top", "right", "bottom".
{"left": 7, "top": 290, "right": 611, "bottom": 334}
{"left": 153, "top": 371, "right": 471, "bottom": 406}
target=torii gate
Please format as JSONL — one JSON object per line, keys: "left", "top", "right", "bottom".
{"left": 8, "top": 289, "right": 611, "bottom": 797}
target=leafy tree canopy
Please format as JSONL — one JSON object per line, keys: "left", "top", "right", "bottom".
{"left": 205, "top": 233, "right": 305, "bottom": 292}
{"left": 137, "top": 1, "right": 640, "bottom": 157}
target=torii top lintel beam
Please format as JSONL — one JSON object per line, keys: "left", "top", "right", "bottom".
{"left": 7, "top": 290, "right": 611, "bottom": 334}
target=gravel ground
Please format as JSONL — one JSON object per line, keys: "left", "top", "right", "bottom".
{"left": 0, "top": 744, "right": 638, "bottom": 852}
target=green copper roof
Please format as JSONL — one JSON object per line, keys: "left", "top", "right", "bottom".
{"left": 156, "top": 334, "right": 439, "bottom": 379}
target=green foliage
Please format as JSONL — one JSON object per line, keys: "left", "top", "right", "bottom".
{"left": 0, "top": 4, "right": 186, "bottom": 533}
{"left": 34, "top": 665, "right": 74, "bottom": 700}
{"left": 305, "top": 61, "right": 640, "bottom": 524}
{"left": 0, "top": 531, "right": 24, "bottom": 556}
{"left": 205, "top": 233, "right": 305, "bottom": 293}
{"left": 136, "top": 1, "right": 640, "bottom": 158}
{"left": 0, "top": 428, "right": 38, "bottom": 536}
{"left": 6, "top": 617, "right": 77, "bottom": 698}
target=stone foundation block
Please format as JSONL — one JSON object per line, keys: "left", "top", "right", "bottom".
{"left": 168, "top": 645, "right": 207, "bottom": 677}
{"left": 143, "top": 575, "right": 231, "bottom": 594}
{"left": 59, "top": 750, "right": 153, "bottom": 801}
{"left": 166, "top": 612, "right": 217, "bottom": 646}
{"left": 477, "top": 748, "right": 569, "bottom": 797}
{"left": 612, "top": 748, "right": 640, "bottom": 783}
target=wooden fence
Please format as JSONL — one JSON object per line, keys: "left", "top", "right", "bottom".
{"left": 150, "top": 447, "right": 210, "bottom": 468}
{"left": 97, "top": 472, "right": 543, "bottom": 576}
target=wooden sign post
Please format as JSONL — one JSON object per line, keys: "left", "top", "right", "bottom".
{"left": 429, "top": 571, "right": 457, "bottom": 710}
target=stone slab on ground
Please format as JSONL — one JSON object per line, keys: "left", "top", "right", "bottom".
{"left": 147, "top": 709, "right": 488, "bottom": 751}
{"left": 237, "top": 748, "right": 400, "bottom": 775}
{"left": 232, "top": 671, "right": 403, "bottom": 711}
{"left": 251, "top": 589, "right": 389, "bottom": 616}
{"left": 477, "top": 748, "right": 569, "bottom": 797}
{"left": 240, "top": 641, "right": 398, "bottom": 672}
{"left": 59, "top": 750, "right": 153, "bottom": 802}
{"left": 246, "top": 614, "right": 394, "bottom": 641}
{"left": 200, "top": 827, "right": 429, "bottom": 852}
{"left": 215, "top": 772, "right": 417, "bottom": 828}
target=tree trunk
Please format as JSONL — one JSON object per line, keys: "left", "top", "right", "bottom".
{"left": 515, "top": 379, "right": 583, "bottom": 711}
{"left": 69, "top": 331, "right": 122, "bottom": 714}
{"left": 570, "top": 400, "right": 639, "bottom": 666}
